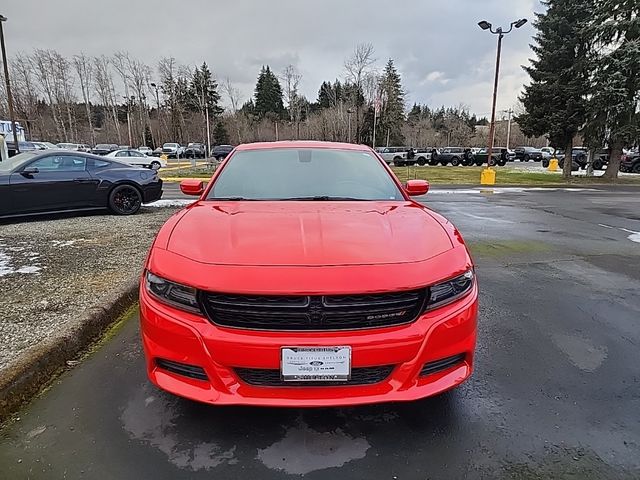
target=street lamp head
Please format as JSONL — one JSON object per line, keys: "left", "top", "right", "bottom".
{"left": 150, "top": 82, "right": 157, "bottom": 88}
{"left": 0, "top": 15, "right": 7, "bottom": 22}
{"left": 514, "top": 18, "right": 528, "bottom": 29}
{"left": 478, "top": 20, "right": 491, "bottom": 31}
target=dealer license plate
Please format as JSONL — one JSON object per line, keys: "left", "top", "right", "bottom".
{"left": 281, "top": 346, "right": 351, "bottom": 381}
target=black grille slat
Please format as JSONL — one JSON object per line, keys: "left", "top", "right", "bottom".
{"left": 156, "top": 358, "right": 208, "bottom": 381}
{"left": 200, "top": 290, "right": 426, "bottom": 331}
{"left": 419, "top": 354, "right": 466, "bottom": 376}
{"left": 235, "top": 365, "right": 394, "bottom": 387}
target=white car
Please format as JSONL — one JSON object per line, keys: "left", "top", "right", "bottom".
{"left": 138, "top": 146, "right": 153, "bottom": 156}
{"left": 106, "top": 149, "right": 167, "bottom": 168}
{"left": 161, "top": 142, "right": 185, "bottom": 158}
{"left": 32, "top": 141, "right": 58, "bottom": 150}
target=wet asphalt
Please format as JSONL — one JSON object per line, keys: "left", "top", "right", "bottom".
{"left": 1, "top": 187, "right": 640, "bottom": 479}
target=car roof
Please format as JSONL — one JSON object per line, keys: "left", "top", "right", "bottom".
{"left": 235, "top": 141, "right": 371, "bottom": 152}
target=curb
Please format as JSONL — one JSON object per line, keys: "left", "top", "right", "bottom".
{"left": 0, "top": 278, "right": 140, "bottom": 423}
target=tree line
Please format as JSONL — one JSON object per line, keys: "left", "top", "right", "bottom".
{"left": 518, "top": 0, "right": 639, "bottom": 179}
{"left": 1, "top": 43, "right": 525, "bottom": 151}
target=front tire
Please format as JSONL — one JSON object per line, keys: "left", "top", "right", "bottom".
{"left": 393, "top": 156, "right": 404, "bottom": 167}
{"left": 632, "top": 163, "right": 640, "bottom": 174}
{"left": 450, "top": 157, "right": 460, "bottom": 166}
{"left": 417, "top": 157, "right": 427, "bottom": 166}
{"left": 108, "top": 184, "right": 142, "bottom": 215}
{"left": 150, "top": 160, "right": 161, "bottom": 169}
{"left": 523, "top": 154, "right": 530, "bottom": 162}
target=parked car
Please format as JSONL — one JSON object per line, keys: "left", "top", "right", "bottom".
{"left": 57, "top": 143, "right": 91, "bottom": 152}
{"left": 556, "top": 147, "right": 589, "bottom": 169}
{"left": 472, "top": 147, "right": 508, "bottom": 166}
{"left": 376, "top": 146, "right": 408, "bottom": 166}
{"left": 540, "top": 147, "right": 555, "bottom": 160}
{"left": 620, "top": 151, "right": 640, "bottom": 173}
{"left": 413, "top": 148, "right": 432, "bottom": 166}
{"left": 431, "top": 147, "right": 466, "bottom": 166}
{"left": 31, "top": 141, "right": 59, "bottom": 150}
{"left": 0, "top": 150, "right": 162, "bottom": 217}
{"left": 161, "top": 142, "right": 184, "bottom": 159}
{"left": 92, "top": 143, "right": 119, "bottom": 156}
{"left": 211, "top": 144, "right": 234, "bottom": 160}
{"left": 514, "top": 146, "right": 543, "bottom": 162}
{"left": 106, "top": 149, "right": 167, "bottom": 169}
{"left": 6, "top": 141, "right": 39, "bottom": 157}
{"left": 140, "top": 141, "right": 477, "bottom": 407}
{"left": 184, "top": 142, "right": 206, "bottom": 159}
{"left": 138, "top": 146, "right": 153, "bottom": 156}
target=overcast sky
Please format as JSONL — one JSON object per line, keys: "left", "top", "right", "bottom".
{"left": 3, "top": 0, "right": 540, "bottom": 117}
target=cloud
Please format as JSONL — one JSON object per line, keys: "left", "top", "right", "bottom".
{"left": 3, "top": 0, "right": 541, "bottom": 114}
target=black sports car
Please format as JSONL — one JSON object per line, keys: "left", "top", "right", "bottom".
{"left": 0, "top": 151, "right": 163, "bottom": 218}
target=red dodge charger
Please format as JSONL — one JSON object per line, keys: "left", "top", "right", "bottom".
{"left": 140, "top": 141, "right": 478, "bottom": 407}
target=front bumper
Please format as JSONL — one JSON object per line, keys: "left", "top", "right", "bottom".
{"left": 139, "top": 283, "right": 478, "bottom": 407}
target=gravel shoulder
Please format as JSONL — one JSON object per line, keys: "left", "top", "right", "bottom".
{"left": 0, "top": 207, "right": 180, "bottom": 371}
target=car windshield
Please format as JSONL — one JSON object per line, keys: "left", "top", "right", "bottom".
{"left": 0, "top": 151, "right": 39, "bottom": 172}
{"left": 207, "top": 148, "right": 404, "bottom": 201}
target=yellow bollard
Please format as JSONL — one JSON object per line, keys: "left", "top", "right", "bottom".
{"left": 480, "top": 167, "right": 496, "bottom": 185}
{"left": 548, "top": 157, "right": 559, "bottom": 171}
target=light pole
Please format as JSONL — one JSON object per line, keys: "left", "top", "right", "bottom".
{"left": 478, "top": 18, "right": 527, "bottom": 176}
{"left": 150, "top": 82, "right": 161, "bottom": 147}
{"left": 347, "top": 108, "right": 354, "bottom": 143}
{"left": 0, "top": 14, "right": 20, "bottom": 153}
{"left": 123, "top": 96, "right": 133, "bottom": 147}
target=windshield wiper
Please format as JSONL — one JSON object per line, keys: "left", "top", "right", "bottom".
{"left": 279, "top": 196, "right": 367, "bottom": 201}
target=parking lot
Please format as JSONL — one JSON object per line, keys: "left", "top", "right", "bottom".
{"left": 1, "top": 187, "right": 639, "bottom": 479}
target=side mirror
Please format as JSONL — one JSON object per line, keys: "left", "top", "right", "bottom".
{"left": 180, "top": 179, "right": 205, "bottom": 196}
{"left": 21, "top": 167, "right": 39, "bottom": 176}
{"left": 405, "top": 179, "right": 429, "bottom": 196}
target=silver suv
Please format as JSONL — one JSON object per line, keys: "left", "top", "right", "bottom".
{"left": 376, "top": 147, "right": 408, "bottom": 165}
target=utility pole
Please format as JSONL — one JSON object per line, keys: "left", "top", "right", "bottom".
{"left": 124, "top": 96, "right": 133, "bottom": 147}
{"left": 0, "top": 15, "right": 20, "bottom": 153}
{"left": 150, "top": 82, "right": 161, "bottom": 147}
{"left": 347, "top": 108, "right": 354, "bottom": 143}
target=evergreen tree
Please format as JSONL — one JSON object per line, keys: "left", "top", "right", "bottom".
{"left": 517, "top": 0, "right": 594, "bottom": 178}
{"left": 407, "top": 103, "right": 422, "bottom": 125}
{"left": 317, "top": 81, "right": 333, "bottom": 109}
{"left": 254, "top": 66, "right": 285, "bottom": 119}
{"left": 584, "top": 0, "right": 640, "bottom": 179}
{"left": 376, "top": 59, "right": 405, "bottom": 145}
{"left": 213, "top": 120, "right": 230, "bottom": 145}
{"left": 189, "top": 62, "right": 223, "bottom": 117}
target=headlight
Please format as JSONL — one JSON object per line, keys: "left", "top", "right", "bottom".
{"left": 425, "top": 269, "right": 475, "bottom": 310}
{"left": 145, "top": 271, "right": 201, "bottom": 314}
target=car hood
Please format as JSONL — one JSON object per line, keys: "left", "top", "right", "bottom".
{"left": 165, "top": 201, "right": 453, "bottom": 266}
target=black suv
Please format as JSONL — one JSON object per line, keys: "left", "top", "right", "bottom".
{"left": 211, "top": 144, "right": 234, "bottom": 160}
{"left": 430, "top": 147, "right": 466, "bottom": 166}
{"left": 184, "top": 143, "right": 206, "bottom": 158}
{"left": 620, "top": 151, "right": 640, "bottom": 174}
{"left": 514, "top": 146, "right": 543, "bottom": 162}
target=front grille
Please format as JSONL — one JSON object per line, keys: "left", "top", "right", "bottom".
{"left": 419, "top": 354, "right": 466, "bottom": 377}
{"left": 156, "top": 358, "right": 208, "bottom": 381}
{"left": 235, "top": 365, "right": 395, "bottom": 387}
{"left": 200, "top": 290, "right": 427, "bottom": 331}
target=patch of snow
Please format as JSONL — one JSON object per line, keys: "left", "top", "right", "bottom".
{"left": 51, "top": 240, "right": 76, "bottom": 248}
{"left": 145, "top": 199, "right": 194, "bottom": 208}
{"left": 0, "top": 247, "right": 42, "bottom": 277}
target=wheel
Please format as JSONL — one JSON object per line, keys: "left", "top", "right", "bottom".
{"left": 475, "top": 160, "right": 483, "bottom": 166}
{"left": 632, "top": 163, "right": 640, "bottom": 174}
{"left": 416, "top": 157, "right": 427, "bottom": 166}
{"left": 450, "top": 157, "right": 460, "bottom": 166}
{"left": 498, "top": 159, "right": 507, "bottom": 167}
{"left": 393, "top": 156, "right": 404, "bottom": 167}
{"left": 542, "top": 159, "right": 549, "bottom": 168}
{"left": 488, "top": 157, "right": 496, "bottom": 167}
{"left": 150, "top": 160, "right": 161, "bottom": 169}
{"left": 428, "top": 158, "right": 438, "bottom": 166}
{"left": 592, "top": 160, "right": 603, "bottom": 170}
{"left": 108, "top": 184, "right": 142, "bottom": 215}
{"left": 559, "top": 159, "right": 565, "bottom": 168}
{"left": 523, "top": 154, "right": 530, "bottom": 162}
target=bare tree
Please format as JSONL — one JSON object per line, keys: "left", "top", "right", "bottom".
{"left": 73, "top": 53, "right": 95, "bottom": 145}
{"left": 31, "top": 49, "right": 66, "bottom": 140}
{"left": 126, "top": 56, "right": 152, "bottom": 146}
{"left": 344, "top": 43, "right": 376, "bottom": 142}
{"left": 280, "top": 64, "right": 303, "bottom": 138}
{"left": 94, "top": 55, "right": 121, "bottom": 143}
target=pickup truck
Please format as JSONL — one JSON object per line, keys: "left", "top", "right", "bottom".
{"left": 514, "top": 146, "right": 543, "bottom": 162}
{"left": 472, "top": 148, "right": 509, "bottom": 166}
